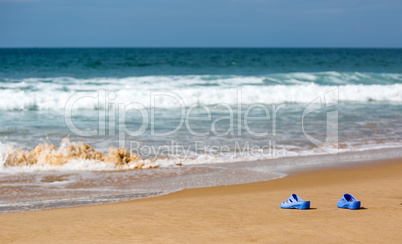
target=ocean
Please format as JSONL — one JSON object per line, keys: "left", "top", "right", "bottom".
{"left": 1, "top": 48, "right": 402, "bottom": 212}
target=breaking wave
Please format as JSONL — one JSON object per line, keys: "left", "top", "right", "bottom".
{"left": 1, "top": 138, "right": 402, "bottom": 173}
{"left": 0, "top": 139, "right": 159, "bottom": 172}
{"left": 0, "top": 72, "right": 401, "bottom": 111}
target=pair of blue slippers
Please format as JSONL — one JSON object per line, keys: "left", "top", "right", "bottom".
{"left": 280, "top": 193, "right": 361, "bottom": 210}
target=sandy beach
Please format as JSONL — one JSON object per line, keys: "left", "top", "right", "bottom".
{"left": 0, "top": 158, "right": 401, "bottom": 243}
{"left": 2, "top": 1, "right": 402, "bottom": 242}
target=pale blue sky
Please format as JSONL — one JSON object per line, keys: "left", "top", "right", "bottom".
{"left": 0, "top": 0, "right": 401, "bottom": 47}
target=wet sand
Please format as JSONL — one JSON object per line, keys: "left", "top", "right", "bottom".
{"left": 0, "top": 158, "right": 401, "bottom": 243}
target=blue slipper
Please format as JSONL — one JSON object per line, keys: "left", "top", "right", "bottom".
{"left": 337, "top": 194, "right": 361, "bottom": 210}
{"left": 280, "top": 194, "right": 310, "bottom": 209}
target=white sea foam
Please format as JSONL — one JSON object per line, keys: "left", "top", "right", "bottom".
{"left": 0, "top": 141, "right": 7, "bottom": 169}
{"left": 0, "top": 72, "right": 402, "bottom": 111}
{"left": 0, "top": 139, "right": 401, "bottom": 173}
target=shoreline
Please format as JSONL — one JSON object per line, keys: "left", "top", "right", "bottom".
{"left": 0, "top": 157, "right": 401, "bottom": 242}
{"left": 1, "top": 147, "right": 402, "bottom": 214}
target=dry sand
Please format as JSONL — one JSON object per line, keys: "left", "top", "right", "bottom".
{"left": 1, "top": 158, "right": 401, "bottom": 243}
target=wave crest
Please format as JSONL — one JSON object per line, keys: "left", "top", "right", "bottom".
{"left": 1, "top": 139, "right": 159, "bottom": 170}
{"left": 0, "top": 73, "right": 402, "bottom": 111}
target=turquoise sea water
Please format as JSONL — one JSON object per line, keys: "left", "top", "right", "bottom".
{"left": 2, "top": 48, "right": 402, "bottom": 78}
{"left": 0, "top": 48, "right": 401, "bottom": 212}
{"left": 1, "top": 48, "right": 401, "bottom": 157}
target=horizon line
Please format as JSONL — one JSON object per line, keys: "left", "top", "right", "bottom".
{"left": 1, "top": 46, "right": 402, "bottom": 49}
